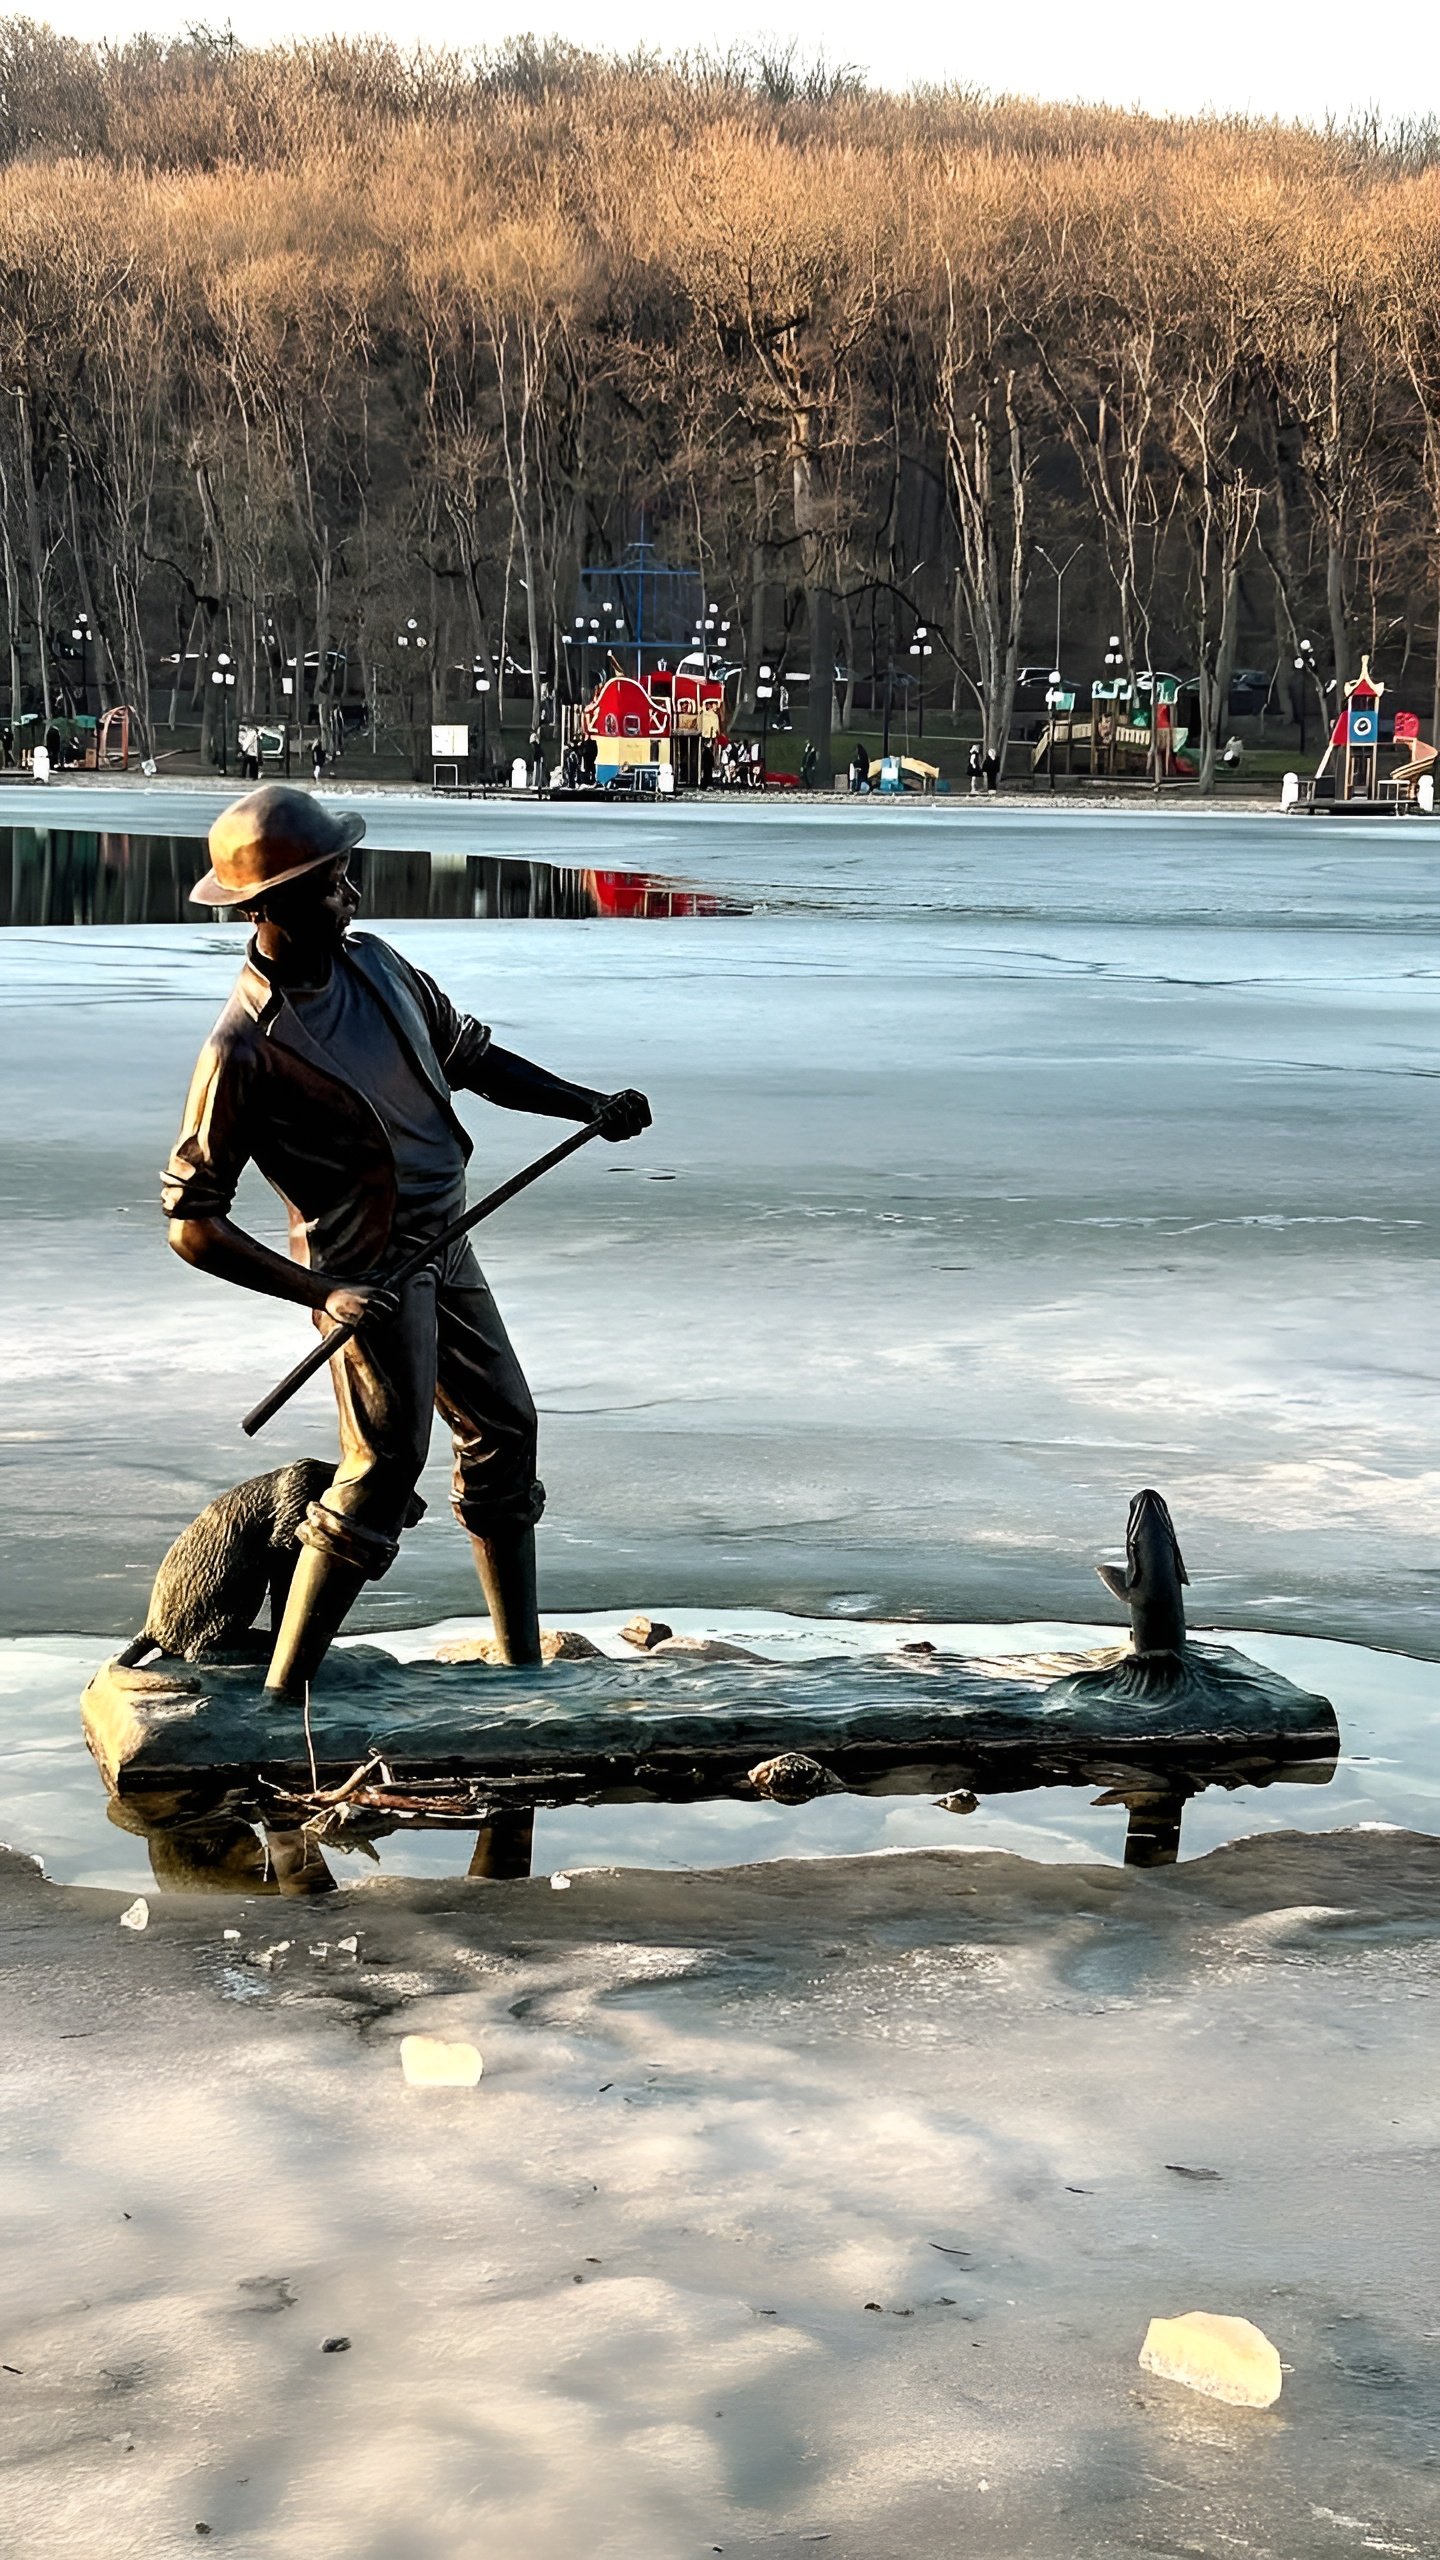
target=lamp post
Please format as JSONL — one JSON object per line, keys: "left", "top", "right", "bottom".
{"left": 1292, "top": 638, "right": 1316, "bottom": 757}
{"left": 210, "top": 651, "right": 236, "bottom": 773}
{"left": 396, "top": 618, "right": 428, "bottom": 778}
{"left": 692, "top": 601, "right": 731, "bottom": 686}
{"left": 1099, "top": 633, "right": 1124, "bottom": 776}
{"left": 908, "top": 624, "right": 933, "bottom": 742}
{"left": 756, "top": 661, "right": 774, "bottom": 777}
{"left": 472, "top": 657, "right": 493, "bottom": 772}
{"left": 69, "top": 609, "right": 91, "bottom": 731}
{"left": 1043, "top": 669, "right": 1064, "bottom": 793}
{"left": 1035, "top": 542, "right": 1083, "bottom": 681}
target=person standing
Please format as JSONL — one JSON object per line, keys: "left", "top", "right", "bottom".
{"left": 967, "top": 742, "right": 984, "bottom": 797}
{"left": 983, "top": 746, "right": 1000, "bottom": 793}
{"left": 162, "top": 786, "right": 652, "bottom": 1694}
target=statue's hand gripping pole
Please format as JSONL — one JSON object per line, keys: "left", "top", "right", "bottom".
{"left": 241, "top": 1112, "right": 612, "bottom": 1439}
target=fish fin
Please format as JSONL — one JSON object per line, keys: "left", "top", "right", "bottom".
{"left": 1095, "top": 1562, "right": 1131, "bottom": 1602}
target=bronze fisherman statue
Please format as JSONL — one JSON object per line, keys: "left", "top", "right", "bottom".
{"left": 161, "top": 786, "right": 650, "bottom": 1696}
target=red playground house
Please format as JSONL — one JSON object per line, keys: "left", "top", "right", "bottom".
{"left": 563, "top": 663, "right": 728, "bottom": 791}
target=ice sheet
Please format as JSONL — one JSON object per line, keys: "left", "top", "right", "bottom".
{"left": 1, "top": 806, "right": 1437, "bottom": 1656}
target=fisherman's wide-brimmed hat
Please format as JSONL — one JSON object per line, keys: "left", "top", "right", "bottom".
{"left": 190, "top": 784, "right": 366, "bottom": 907}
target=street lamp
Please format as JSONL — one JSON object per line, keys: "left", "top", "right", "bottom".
{"left": 1292, "top": 638, "right": 1316, "bottom": 756}
{"left": 1043, "top": 668, "right": 1065, "bottom": 794}
{"left": 396, "top": 619, "right": 428, "bottom": 777}
{"left": 755, "top": 660, "right": 775, "bottom": 776}
{"left": 908, "top": 624, "right": 933, "bottom": 741}
{"left": 1035, "top": 543, "right": 1083, "bottom": 683}
{"left": 1098, "top": 633, "right": 1125, "bottom": 776}
{"left": 69, "top": 610, "right": 91, "bottom": 727}
{"left": 472, "top": 655, "right": 493, "bottom": 769}
{"left": 210, "top": 650, "right": 236, "bottom": 773}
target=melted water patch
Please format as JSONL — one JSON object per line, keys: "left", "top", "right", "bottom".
{"left": 0, "top": 828, "right": 747, "bottom": 926}
{"left": 2, "top": 1612, "right": 1435, "bottom": 1897}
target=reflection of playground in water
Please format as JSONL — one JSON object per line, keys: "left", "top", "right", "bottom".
{"left": 0, "top": 828, "right": 747, "bottom": 926}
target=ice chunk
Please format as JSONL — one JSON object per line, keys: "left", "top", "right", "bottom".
{"left": 400, "top": 2035, "right": 483, "bottom": 2089}
{"left": 119, "top": 1898, "right": 149, "bottom": 1932}
{"left": 1139, "top": 2311, "right": 1282, "bottom": 2406}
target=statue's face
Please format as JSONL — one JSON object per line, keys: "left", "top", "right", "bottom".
{"left": 261, "top": 854, "right": 360, "bottom": 954}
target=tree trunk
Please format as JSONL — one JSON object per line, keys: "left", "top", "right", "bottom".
{"left": 15, "top": 395, "right": 52, "bottom": 720}
{"left": 747, "top": 460, "right": 770, "bottom": 710}
{"left": 1326, "top": 539, "right": 1350, "bottom": 693}
{"left": 806, "top": 582, "right": 834, "bottom": 780}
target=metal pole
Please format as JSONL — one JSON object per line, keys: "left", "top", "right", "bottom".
{"left": 243, "top": 1111, "right": 613, "bottom": 1437}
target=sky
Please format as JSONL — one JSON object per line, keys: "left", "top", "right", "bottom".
{"left": 35, "top": 0, "right": 1440, "bottom": 131}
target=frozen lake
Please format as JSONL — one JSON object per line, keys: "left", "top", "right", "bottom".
{"left": 1, "top": 794, "right": 1437, "bottom": 1874}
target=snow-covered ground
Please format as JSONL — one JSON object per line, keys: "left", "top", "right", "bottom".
{"left": 1, "top": 1830, "right": 1436, "bottom": 2560}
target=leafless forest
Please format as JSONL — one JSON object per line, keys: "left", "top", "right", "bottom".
{"left": 2, "top": 22, "right": 1439, "bottom": 780}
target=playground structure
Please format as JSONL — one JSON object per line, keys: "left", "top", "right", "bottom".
{"left": 13, "top": 705, "right": 140, "bottom": 771}
{"left": 561, "top": 661, "right": 728, "bottom": 790}
{"left": 1284, "top": 658, "right": 1436, "bottom": 816}
{"left": 1032, "top": 672, "right": 1195, "bottom": 781}
{"left": 864, "top": 754, "right": 940, "bottom": 794}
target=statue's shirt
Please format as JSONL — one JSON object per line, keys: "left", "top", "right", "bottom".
{"left": 291, "top": 953, "right": 468, "bottom": 1234}
{"left": 162, "top": 931, "right": 491, "bottom": 1272}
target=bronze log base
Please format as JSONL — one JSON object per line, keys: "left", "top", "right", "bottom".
{"left": 82, "top": 1632, "right": 1339, "bottom": 1891}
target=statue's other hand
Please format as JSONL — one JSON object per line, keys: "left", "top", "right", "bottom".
{"left": 597, "top": 1087, "right": 652, "bottom": 1143}
{"left": 322, "top": 1280, "right": 400, "bottom": 1331}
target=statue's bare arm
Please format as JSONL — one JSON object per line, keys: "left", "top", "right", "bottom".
{"left": 468, "top": 1043, "right": 651, "bottom": 1138}
{"left": 167, "top": 1216, "right": 392, "bottom": 1329}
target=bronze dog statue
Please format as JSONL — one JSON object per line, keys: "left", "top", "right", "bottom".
{"left": 120, "top": 1460, "right": 336, "bottom": 1664}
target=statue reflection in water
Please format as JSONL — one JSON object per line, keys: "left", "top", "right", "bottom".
{"left": 107, "top": 1750, "right": 1331, "bottom": 1901}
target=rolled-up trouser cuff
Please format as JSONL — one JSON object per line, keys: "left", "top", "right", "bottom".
{"left": 298, "top": 1500, "right": 402, "bottom": 1580}
{"left": 452, "top": 1477, "right": 546, "bottom": 1537}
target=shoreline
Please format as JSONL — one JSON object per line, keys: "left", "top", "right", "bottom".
{"left": 0, "top": 774, "right": 1304, "bottom": 822}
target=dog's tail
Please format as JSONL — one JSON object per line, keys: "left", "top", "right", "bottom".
{"left": 115, "top": 1631, "right": 164, "bottom": 1669}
